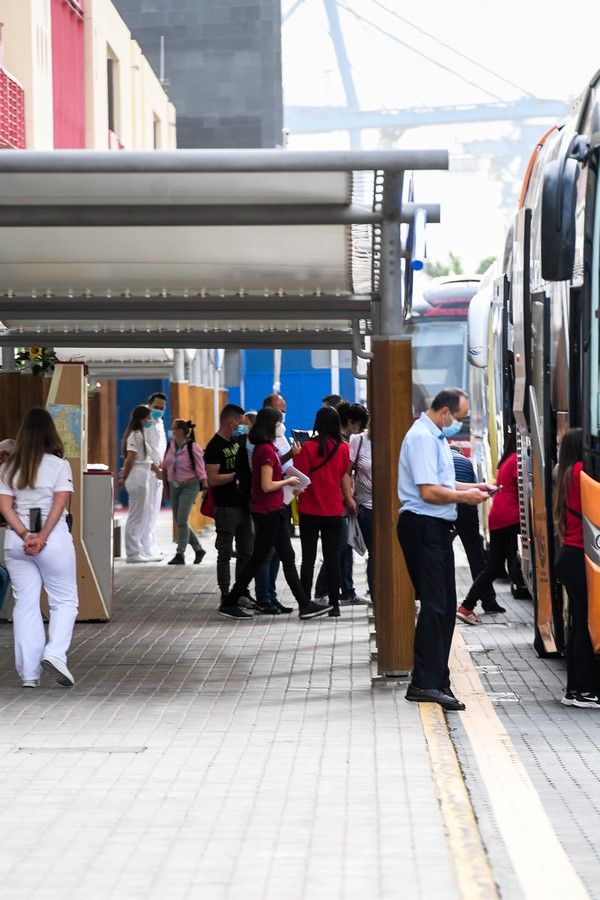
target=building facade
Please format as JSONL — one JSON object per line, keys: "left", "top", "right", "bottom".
{"left": 0, "top": 0, "right": 175, "bottom": 149}
{"left": 112, "top": 0, "right": 283, "bottom": 149}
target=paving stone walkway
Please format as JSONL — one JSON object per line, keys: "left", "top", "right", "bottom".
{"left": 0, "top": 516, "right": 458, "bottom": 900}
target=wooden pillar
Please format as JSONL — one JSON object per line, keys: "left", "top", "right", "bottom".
{"left": 370, "top": 337, "right": 415, "bottom": 675}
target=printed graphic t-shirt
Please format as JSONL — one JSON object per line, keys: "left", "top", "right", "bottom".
{"left": 204, "top": 434, "right": 243, "bottom": 507}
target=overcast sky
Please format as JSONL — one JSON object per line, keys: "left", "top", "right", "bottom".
{"left": 282, "top": 0, "right": 600, "bottom": 270}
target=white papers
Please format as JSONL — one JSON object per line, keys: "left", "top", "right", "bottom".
{"left": 282, "top": 466, "right": 311, "bottom": 505}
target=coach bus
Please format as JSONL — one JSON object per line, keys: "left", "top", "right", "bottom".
{"left": 406, "top": 276, "right": 481, "bottom": 443}
{"left": 469, "top": 69, "right": 600, "bottom": 656}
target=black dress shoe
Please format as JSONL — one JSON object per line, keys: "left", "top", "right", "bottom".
{"left": 405, "top": 683, "right": 466, "bottom": 711}
{"left": 194, "top": 548, "right": 206, "bottom": 565}
{"left": 482, "top": 601, "right": 506, "bottom": 613}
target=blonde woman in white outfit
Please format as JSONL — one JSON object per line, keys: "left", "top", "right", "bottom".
{"left": 0, "top": 408, "right": 78, "bottom": 688}
{"left": 119, "top": 405, "right": 159, "bottom": 563}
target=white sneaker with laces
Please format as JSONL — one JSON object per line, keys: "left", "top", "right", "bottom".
{"left": 41, "top": 655, "right": 75, "bottom": 687}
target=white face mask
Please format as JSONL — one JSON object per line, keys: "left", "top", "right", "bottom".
{"left": 280, "top": 412, "right": 286, "bottom": 424}
{"left": 275, "top": 422, "right": 286, "bottom": 437}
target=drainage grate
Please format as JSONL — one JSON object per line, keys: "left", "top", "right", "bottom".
{"left": 17, "top": 746, "right": 147, "bottom": 754}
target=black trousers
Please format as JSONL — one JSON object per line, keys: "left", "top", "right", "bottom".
{"left": 227, "top": 508, "right": 308, "bottom": 608}
{"left": 454, "top": 507, "right": 495, "bottom": 604}
{"left": 299, "top": 514, "right": 343, "bottom": 607}
{"left": 463, "top": 524, "right": 519, "bottom": 610}
{"left": 555, "top": 544, "right": 597, "bottom": 695}
{"left": 397, "top": 512, "right": 457, "bottom": 691}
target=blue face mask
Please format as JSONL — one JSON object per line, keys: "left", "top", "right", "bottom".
{"left": 234, "top": 424, "right": 248, "bottom": 436}
{"left": 144, "top": 420, "right": 153, "bottom": 430}
{"left": 151, "top": 409, "right": 164, "bottom": 421}
{"left": 167, "top": 429, "right": 174, "bottom": 440}
{"left": 441, "top": 417, "right": 462, "bottom": 438}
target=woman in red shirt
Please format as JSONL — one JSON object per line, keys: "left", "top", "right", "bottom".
{"left": 221, "top": 408, "right": 331, "bottom": 620}
{"left": 457, "top": 434, "right": 519, "bottom": 624}
{"left": 295, "top": 406, "right": 356, "bottom": 617}
{"left": 554, "top": 427, "right": 598, "bottom": 707}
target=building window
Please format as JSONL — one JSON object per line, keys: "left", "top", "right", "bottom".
{"left": 107, "top": 49, "right": 118, "bottom": 136}
{"left": 153, "top": 114, "right": 161, "bottom": 149}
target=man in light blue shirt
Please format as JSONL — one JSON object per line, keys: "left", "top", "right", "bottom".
{"left": 397, "top": 388, "right": 490, "bottom": 711}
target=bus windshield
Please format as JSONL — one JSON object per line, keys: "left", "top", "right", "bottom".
{"left": 407, "top": 319, "right": 469, "bottom": 416}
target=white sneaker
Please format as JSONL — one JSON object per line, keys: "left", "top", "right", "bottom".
{"left": 22, "top": 679, "right": 40, "bottom": 688}
{"left": 126, "top": 554, "right": 152, "bottom": 563}
{"left": 142, "top": 550, "right": 163, "bottom": 561}
{"left": 41, "top": 655, "right": 75, "bottom": 687}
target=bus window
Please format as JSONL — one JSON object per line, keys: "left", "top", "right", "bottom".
{"left": 408, "top": 320, "right": 468, "bottom": 414}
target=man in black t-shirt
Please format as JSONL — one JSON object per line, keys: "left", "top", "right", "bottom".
{"left": 205, "top": 403, "right": 254, "bottom": 618}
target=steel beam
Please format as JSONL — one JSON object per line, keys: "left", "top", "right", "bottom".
{"left": 0, "top": 203, "right": 440, "bottom": 227}
{"left": 0, "top": 295, "right": 374, "bottom": 321}
{"left": 0, "top": 329, "right": 355, "bottom": 350}
{"left": 0, "top": 148, "right": 449, "bottom": 174}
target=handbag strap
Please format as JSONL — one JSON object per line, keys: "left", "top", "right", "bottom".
{"left": 351, "top": 435, "right": 364, "bottom": 477}
{"left": 309, "top": 440, "right": 340, "bottom": 475}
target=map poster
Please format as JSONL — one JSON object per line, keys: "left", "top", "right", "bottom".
{"left": 47, "top": 403, "right": 82, "bottom": 458}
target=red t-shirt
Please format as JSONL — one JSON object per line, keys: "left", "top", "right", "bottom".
{"left": 488, "top": 452, "right": 520, "bottom": 531}
{"left": 295, "top": 438, "right": 350, "bottom": 517}
{"left": 563, "top": 461, "right": 584, "bottom": 548}
{"left": 251, "top": 442, "right": 284, "bottom": 514}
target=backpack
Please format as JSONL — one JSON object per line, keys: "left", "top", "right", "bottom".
{"left": 235, "top": 435, "right": 252, "bottom": 501}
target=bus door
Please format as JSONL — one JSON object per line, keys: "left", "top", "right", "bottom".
{"left": 512, "top": 209, "right": 535, "bottom": 594}
{"left": 581, "top": 143, "right": 600, "bottom": 653}
{"left": 529, "top": 292, "right": 562, "bottom": 655}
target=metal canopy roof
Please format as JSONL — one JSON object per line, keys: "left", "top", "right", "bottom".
{"left": 0, "top": 149, "right": 447, "bottom": 353}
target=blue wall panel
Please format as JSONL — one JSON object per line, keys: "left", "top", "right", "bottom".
{"left": 116, "top": 378, "right": 170, "bottom": 506}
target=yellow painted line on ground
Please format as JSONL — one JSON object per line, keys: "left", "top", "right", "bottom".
{"left": 419, "top": 702, "right": 499, "bottom": 900}
{"left": 448, "top": 631, "right": 589, "bottom": 900}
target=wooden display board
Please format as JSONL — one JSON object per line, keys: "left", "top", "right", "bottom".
{"left": 46, "top": 363, "right": 109, "bottom": 620}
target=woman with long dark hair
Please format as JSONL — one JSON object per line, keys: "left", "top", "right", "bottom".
{"left": 295, "top": 406, "right": 356, "bottom": 617}
{"left": 221, "top": 407, "right": 331, "bottom": 620}
{"left": 119, "top": 404, "right": 157, "bottom": 563}
{"left": 554, "top": 428, "right": 599, "bottom": 707}
{"left": 0, "top": 408, "right": 78, "bottom": 687}
{"left": 457, "top": 431, "right": 518, "bottom": 624}
{"left": 163, "top": 418, "right": 207, "bottom": 565}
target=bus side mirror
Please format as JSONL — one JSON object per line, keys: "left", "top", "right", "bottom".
{"left": 541, "top": 156, "right": 579, "bottom": 281}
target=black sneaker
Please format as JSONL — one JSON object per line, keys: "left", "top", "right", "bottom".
{"left": 299, "top": 601, "right": 333, "bottom": 619}
{"left": 255, "top": 601, "right": 280, "bottom": 615}
{"left": 194, "top": 548, "right": 206, "bottom": 565}
{"left": 239, "top": 594, "right": 258, "bottom": 611}
{"left": 482, "top": 601, "right": 506, "bottom": 613}
{"left": 340, "top": 594, "right": 369, "bottom": 606}
{"left": 218, "top": 604, "right": 253, "bottom": 620}
{"left": 571, "top": 692, "right": 600, "bottom": 708}
{"left": 561, "top": 691, "right": 576, "bottom": 707}
{"left": 273, "top": 599, "right": 293, "bottom": 614}
{"left": 167, "top": 553, "right": 185, "bottom": 565}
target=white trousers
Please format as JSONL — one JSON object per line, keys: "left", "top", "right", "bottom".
{"left": 124, "top": 465, "right": 151, "bottom": 557}
{"left": 4, "top": 519, "right": 79, "bottom": 681}
{"left": 141, "top": 474, "right": 163, "bottom": 556}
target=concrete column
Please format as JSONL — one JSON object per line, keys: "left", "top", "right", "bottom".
{"left": 2, "top": 347, "right": 16, "bottom": 372}
{"left": 172, "top": 349, "right": 186, "bottom": 383}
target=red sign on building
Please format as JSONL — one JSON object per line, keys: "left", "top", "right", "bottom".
{"left": 0, "top": 24, "right": 26, "bottom": 149}
{"left": 51, "top": 0, "right": 85, "bottom": 148}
